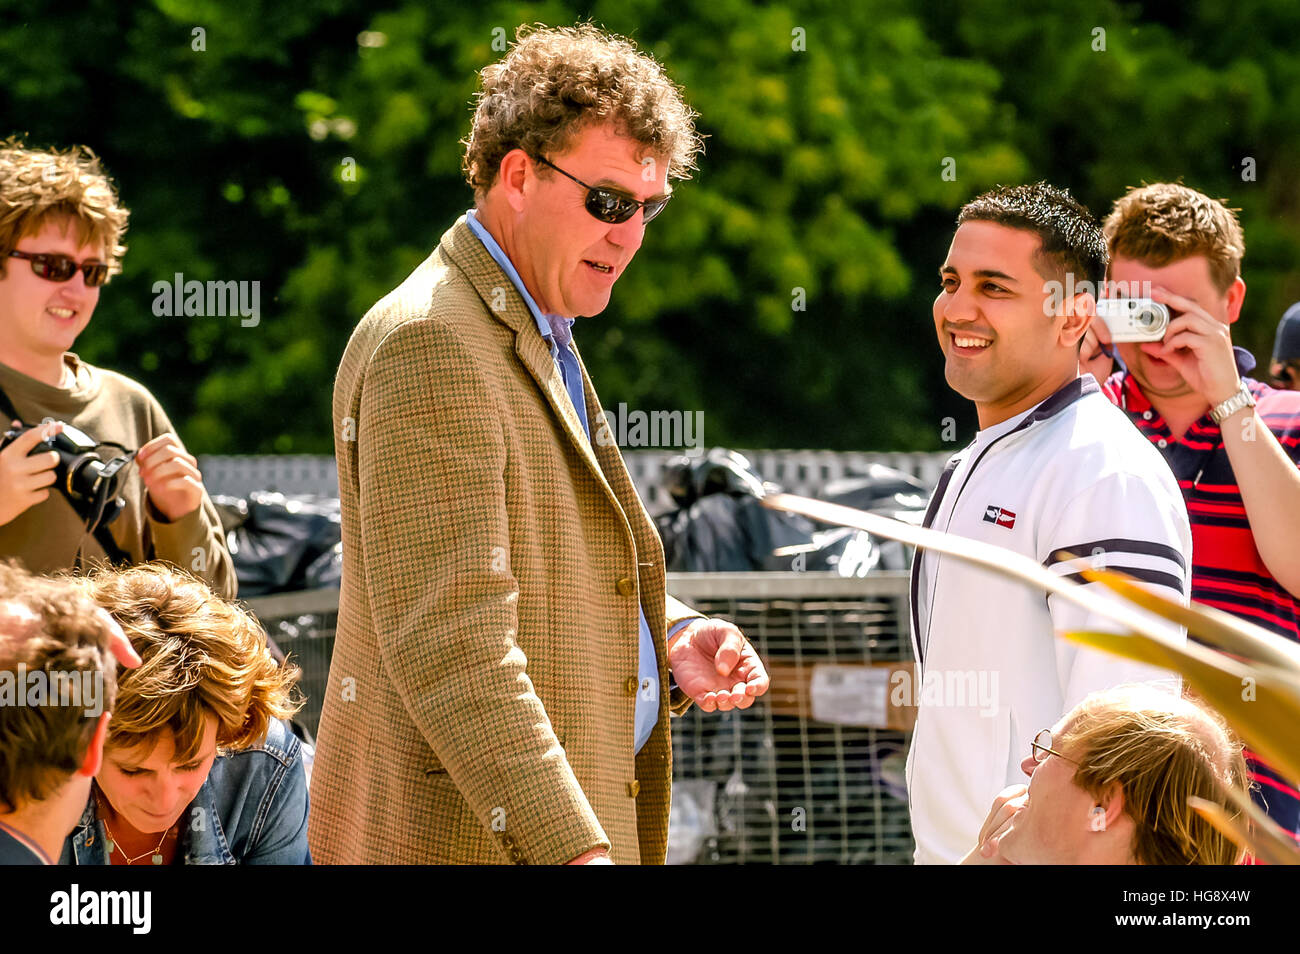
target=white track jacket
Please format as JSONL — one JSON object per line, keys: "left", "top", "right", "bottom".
{"left": 905, "top": 376, "right": 1191, "bottom": 865}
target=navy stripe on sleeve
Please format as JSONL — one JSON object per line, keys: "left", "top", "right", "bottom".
{"left": 1044, "top": 538, "right": 1187, "bottom": 572}
{"left": 1054, "top": 566, "right": 1186, "bottom": 594}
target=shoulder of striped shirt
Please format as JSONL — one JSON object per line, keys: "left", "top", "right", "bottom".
{"left": 1250, "top": 381, "right": 1300, "bottom": 458}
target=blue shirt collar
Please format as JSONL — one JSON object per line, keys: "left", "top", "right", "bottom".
{"left": 465, "top": 209, "right": 573, "bottom": 346}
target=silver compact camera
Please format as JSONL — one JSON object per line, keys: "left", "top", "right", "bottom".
{"left": 1096, "top": 298, "right": 1170, "bottom": 342}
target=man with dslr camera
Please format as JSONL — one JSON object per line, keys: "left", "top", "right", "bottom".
{"left": 1091, "top": 182, "right": 1300, "bottom": 842}
{"left": 0, "top": 139, "right": 233, "bottom": 597}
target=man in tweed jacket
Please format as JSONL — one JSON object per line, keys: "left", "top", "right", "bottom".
{"left": 309, "top": 25, "right": 769, "bottom": 865}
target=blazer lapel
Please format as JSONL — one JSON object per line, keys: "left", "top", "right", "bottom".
{"left": 439, "top": 215, "right": 624, "bottom": 516}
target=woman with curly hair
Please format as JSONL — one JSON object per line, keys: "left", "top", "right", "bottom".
{"left": 59, "top": 563, "right": 309, "bottom": 865}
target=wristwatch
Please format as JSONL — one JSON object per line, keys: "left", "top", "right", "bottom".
{"left": 1209, "top": 383, "right": 1256, "bottom": 424}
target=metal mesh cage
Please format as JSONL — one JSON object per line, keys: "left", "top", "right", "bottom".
{"left": 664, "top": 574, "right": 914, "bottom": 864}
{"left": 244, "top": 572, "right": 916, "bottom": 864}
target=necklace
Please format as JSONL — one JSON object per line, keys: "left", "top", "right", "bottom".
{"left": 95, "top": 792, "right": 176, "bottom": 865}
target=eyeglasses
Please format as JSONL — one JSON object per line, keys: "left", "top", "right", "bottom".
{"left": 8, "top": 250, "right": 110, "bottom": 288}
{"left": 1030, "top": 728, "right": 1082, "bottom": 767}
{"left": 533, "top": 155, "right": 671, "bottom": 225}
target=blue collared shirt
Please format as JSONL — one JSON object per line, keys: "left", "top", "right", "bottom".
{"left": 466, "top": 209, "right": 690, "bottom": 754}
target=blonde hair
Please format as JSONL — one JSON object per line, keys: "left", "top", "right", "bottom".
{"left": 462, "top": 23, "right": 703, "bottom": 197}
{"left": 1060, "top": 685, "right": 1249, "bottom": 865}
{"left": 0, "top": 561, "right": 118, "bottom": 812}
{"left": 81, "top": 563, "right": 301, "bottom": 762}
{"left": 0, "top": 137, "right": 130, "bottom": 280}
{"left": 1102, "top": 182, "right": 1244, "bottom": 294}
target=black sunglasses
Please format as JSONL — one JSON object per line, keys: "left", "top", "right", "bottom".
{"left": 8, "top": 250, "right": 110, "bottom": 288}
{"left": 533, "top": 155, "right": 671, "bottom": 225}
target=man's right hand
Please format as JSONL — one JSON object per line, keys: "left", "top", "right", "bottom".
{"left": 566, "top": 847, "right": 613, "bottom": 865}
{"left": 0, "top": 420, "right": 62, "bottom": 526}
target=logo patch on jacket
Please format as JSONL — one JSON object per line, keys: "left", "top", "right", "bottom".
{"left": 982, "top": 505, "right": 1017, "bottom": 529}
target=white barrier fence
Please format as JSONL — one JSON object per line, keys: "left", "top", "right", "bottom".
{"left": 200, "top": 448, "right": 954, "bottom": 512}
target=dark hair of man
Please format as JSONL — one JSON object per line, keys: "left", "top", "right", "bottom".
{"left": 957, "top": 181, "right": 1108, "bottom": 293}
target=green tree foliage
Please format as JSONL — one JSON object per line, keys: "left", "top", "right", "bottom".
{"left": 1, "top": 0, "right": 1296, "bottom": 454}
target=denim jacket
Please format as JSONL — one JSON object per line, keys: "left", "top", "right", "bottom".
{"left": 60, "top": 718, "right": 311, "bottom": 865}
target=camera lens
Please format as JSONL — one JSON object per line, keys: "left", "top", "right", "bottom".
{"left": 1134, "top": 307, "right": 1160, "bottom": 330}
{"left": 66, "top": 454, "right": 107, "bottom": 500}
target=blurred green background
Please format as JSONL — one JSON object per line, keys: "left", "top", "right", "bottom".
{"left": 3, "top": 0, "right": 1298, "bottom": 454}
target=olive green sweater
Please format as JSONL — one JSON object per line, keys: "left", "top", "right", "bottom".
{"left": 0, "top": 354, "right": 235, "bottom": 598}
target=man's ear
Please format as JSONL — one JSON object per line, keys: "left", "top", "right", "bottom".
{"left": 1061, "top": 292, "right": 1096, "bottom": 348}
{"left": 1090, "top": 781, "right": 1126, "bottom": 834}
{"left": 1225, "top": 276, "right": 1246, "bottom": 325}
{"left": 76, "top": 711, "right": 110, "bottom": 778}
{"left": 495, "top": 148, "right": 532, "bottom": 214}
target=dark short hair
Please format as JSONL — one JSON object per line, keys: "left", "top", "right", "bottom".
{"left": 958, "top": 182, "right": 1108, "bottom": 291}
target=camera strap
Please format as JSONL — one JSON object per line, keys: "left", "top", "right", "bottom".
{"left": 0, "top": 382, "right": 133, "bottom": 567}
{"left": 0, "top": 382, "right": 21, "bottom": 425}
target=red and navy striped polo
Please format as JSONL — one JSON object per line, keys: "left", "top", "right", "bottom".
{"left": 1103, "top": 353, "right": 1300, "bottom": 847}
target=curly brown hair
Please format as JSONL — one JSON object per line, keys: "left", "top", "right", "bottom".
{"left": 80, "top": 563, "right": 302, "bottom": 763}
{"left": 0, "top": 136, "right": 130, "bottom": 280}
{"left": 1102, "top": 182, "right": 1245, "bottom": 294}
{"left": 0, "top": 561, "right": 119, "bottom": 813}
{"left": 462, "top": 23, "right": 704, "bottom": 197}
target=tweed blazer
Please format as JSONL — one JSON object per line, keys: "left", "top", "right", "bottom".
{"left": 308, "top": 215, "right": 700, "bottom": 865}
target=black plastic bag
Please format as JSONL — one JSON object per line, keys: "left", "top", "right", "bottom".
{"left": 214, "top": 492, "right": 341, "bottom": 596}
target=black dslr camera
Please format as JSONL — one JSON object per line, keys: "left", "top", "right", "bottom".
{"left": 1, "top": 421, "right": 135, "bottom": 531}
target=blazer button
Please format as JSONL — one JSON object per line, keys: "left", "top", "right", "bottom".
{"left": 624, "top": 676, "right": 638, "bottom": 696}
{"left": 627, "top": 780, "right": 640, "bottom": 797}
{"left": 615, "top": 576, "right": 636, "bottom": 597}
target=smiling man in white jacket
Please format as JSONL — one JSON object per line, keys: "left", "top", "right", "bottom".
{"left": 907, "top": 183, "right": 1190, "bottom": 865}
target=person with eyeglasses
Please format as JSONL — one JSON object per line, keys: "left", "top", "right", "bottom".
{"left": 0, "top": 138, "right": 234, "bottom": 597}
{"left": 310, "top": 24, "right": 769, "bottom": 866}
{"left": 960, "top": 684, "right": 1250, "bottom": 864}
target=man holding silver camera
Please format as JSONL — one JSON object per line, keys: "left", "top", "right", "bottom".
{"left": 1090, "top": 182, "right": 1300, "bottom": 842}
{"left": 0, "top": 139, "right": 234, "bottom": 596}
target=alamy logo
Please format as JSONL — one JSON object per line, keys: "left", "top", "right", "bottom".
{"left": 0, "top": 665, "right": 104, "bottom": 716}
{"left": 50, "top": 884, "right": 151, "bottom": 934}
{"left": 982, "top": 505, "right": 1017, "bottom": 529}
{"left": 151, "top": 273, "right": 260, "bottom": 327}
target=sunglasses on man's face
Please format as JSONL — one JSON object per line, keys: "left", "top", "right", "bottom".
{"left": 8, "top": 250, "right": 110, "bottom": 288}
{"left": 533, "top": 155, "right": 671, "bottom": 225}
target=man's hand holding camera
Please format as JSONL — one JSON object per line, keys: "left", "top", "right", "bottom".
{"left": 0, "top": 419, "right": 63, "bottom": 526}
{"left": 137, "top": 433, "right": 205, "bottom": 522}
{"left": 1144, "top": 286, "right": 1242, "bottom": 408}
